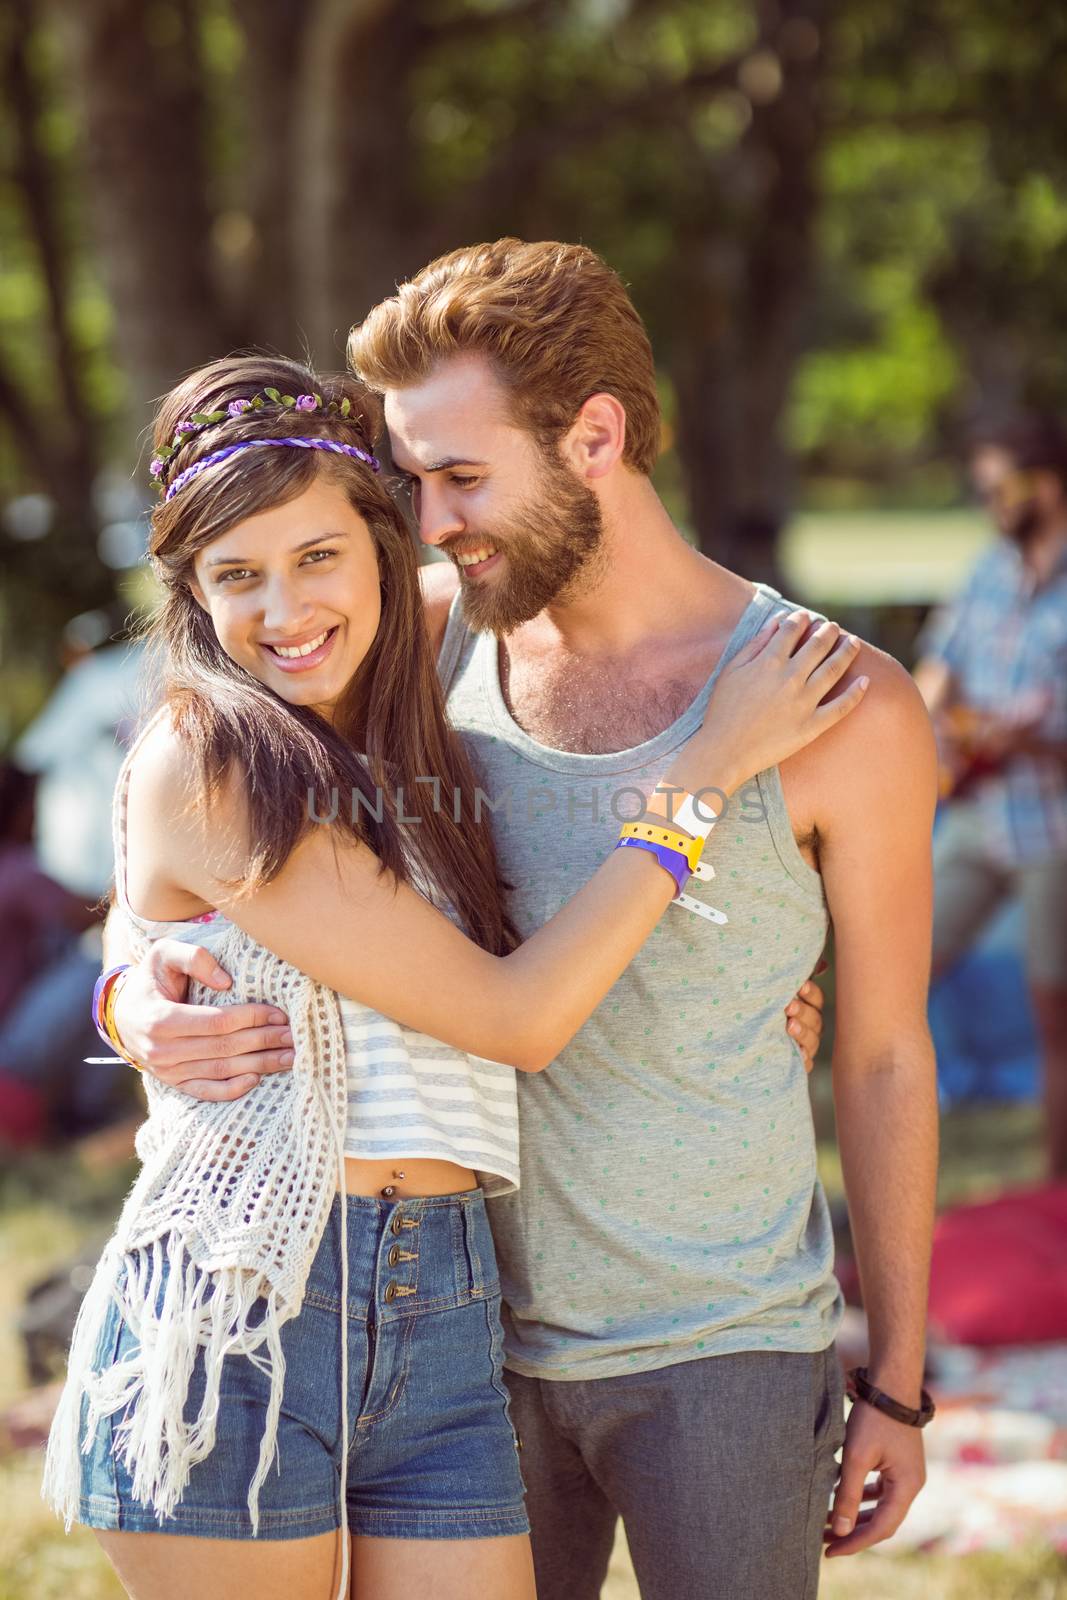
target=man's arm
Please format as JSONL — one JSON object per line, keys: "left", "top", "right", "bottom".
{"left": 107, "top": 889, "right": 295, "bottom": 1101}
{"left": 813, "top": 648, "right": 939, "bottom": 1558}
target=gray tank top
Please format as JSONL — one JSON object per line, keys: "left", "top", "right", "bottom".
{"left": 438, "top": 582, "right": 843, "bottom": 1379}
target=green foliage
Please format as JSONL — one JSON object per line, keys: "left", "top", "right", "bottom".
{"left": 2, "top": 0, "right": 1067, "bottom": 712}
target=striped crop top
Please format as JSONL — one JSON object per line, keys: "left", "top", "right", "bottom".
{"left": 115, "top": 719, "right": 519, "bottom": 1196}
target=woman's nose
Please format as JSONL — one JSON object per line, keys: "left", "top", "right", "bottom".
{"left": 260, "top": 576, "right": 313, "bottom": 632}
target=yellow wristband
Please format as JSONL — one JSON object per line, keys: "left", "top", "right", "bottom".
{"left": 619, "top": 820, "right": 704, "bottom": 872}
{"left": 103, "top": 972, "right": 143, "bottom": 1071}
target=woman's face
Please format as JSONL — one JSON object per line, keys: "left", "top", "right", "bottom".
{"left": 190, "top": 475, "right": 382, "bottom": 720}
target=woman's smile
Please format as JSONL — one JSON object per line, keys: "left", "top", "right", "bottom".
{"left": 261, "top": 625, "right": 341, "bottom": 673}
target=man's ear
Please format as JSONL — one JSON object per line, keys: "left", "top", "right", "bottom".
{"left": 560, "top": 392, "right": 626, "bottom": 481}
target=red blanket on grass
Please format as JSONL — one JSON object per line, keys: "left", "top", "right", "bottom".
{"left": 927, "top": 1183, "right": 1067, "bottom": 1346}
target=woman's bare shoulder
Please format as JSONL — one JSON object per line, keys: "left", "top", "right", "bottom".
{"left": 127, "top": 708, "right": 249, "bottom": 880}
{"left": 127, "top": 709, "right": 195, "bottom": 811}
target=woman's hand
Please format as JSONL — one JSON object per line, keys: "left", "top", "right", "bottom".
{"left": 787, "top": 972, "right": 826, "bottom": 1070}
{"left": 697, "top": 611, "right": 867, "bottom": 794}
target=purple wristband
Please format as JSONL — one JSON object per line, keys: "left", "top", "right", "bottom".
{"left": 615, "top": 835, "right": 691, "bottom": 898}
{"left": 92, "top": 964, "right": 130, "bottom": 1048}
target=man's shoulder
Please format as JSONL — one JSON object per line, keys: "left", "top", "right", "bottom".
{"left": 419, "top": 560, "right": 461, "bottom": 659}
{"left": 813, "top": 641, "right": 937, "bottom": 827}
{"left": 781, "top": 634, "right": 935, "bottom": 831}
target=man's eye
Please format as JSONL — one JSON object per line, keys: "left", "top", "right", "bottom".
{"left": 450, "top": 475, "right": 479, "bottom": 488}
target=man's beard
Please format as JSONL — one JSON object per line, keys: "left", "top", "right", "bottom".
{"left": 453, "top": 449, "right": 606, "bottom": 637}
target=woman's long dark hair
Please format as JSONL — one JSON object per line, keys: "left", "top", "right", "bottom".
{"left": 147, "top": 353, "right": 519, "bottom": 955}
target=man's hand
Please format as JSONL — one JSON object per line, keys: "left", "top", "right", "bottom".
{"left": 785, "top": 963, "right": 827, "bottom": 1073}
{"left": 112, "top": 941, "right": 293, "bottom": 1101}
{"left": 823, "top": 1397, "right": 927, "bottom": 1558}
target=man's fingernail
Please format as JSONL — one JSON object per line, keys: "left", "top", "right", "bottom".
{"left": 214, "top": 967, "right": 232, "bottom": 986}
{"left": 833, "top": 1516, "right": 853, "bottom": 1536}
{"left": 269, "top": 1010, "right": 286, "bottom": 1024}
{"left": 280, "top": 1051, "right": 294, "bottom": 1066}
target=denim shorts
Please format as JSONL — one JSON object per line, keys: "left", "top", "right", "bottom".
{"left": 76, "top": 1190, "right": 529, "bottom": 1541}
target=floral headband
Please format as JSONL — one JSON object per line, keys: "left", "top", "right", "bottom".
{"left": 150, "top": 387, "right": 380, "bottom": 499}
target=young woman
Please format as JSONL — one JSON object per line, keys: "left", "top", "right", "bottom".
{"left": 45, "top": 355, "right": 866, "bottom": 1600}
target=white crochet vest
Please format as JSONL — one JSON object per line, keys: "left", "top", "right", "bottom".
{"left": 43, "top": 716, "right": 352, "bottom": 1569}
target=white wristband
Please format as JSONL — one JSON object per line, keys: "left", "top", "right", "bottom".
{"left": 672, "top": 790, "right": 722, "bottom": 841}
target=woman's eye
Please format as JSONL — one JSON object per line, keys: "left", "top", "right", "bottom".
{"left": 302, "top": 548, "right": 337, "bottom": 565}
{"left": 217, "top": 569, "right": 253, "bottom": 584}
{"left": 450, "top": 475, "right": 479, "bottom": 489}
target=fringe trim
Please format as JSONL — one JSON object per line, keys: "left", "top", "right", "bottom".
{"left": 42, "top": 1235, "right": 288, "bottom": 1535}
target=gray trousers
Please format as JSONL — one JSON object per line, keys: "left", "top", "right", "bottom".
{"left": 505, "top": 1346, "right": 845, "bottom": 1600}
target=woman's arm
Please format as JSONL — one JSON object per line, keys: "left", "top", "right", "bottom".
{"left": 130, "top": 614, "right": 864, "bottom": 1071}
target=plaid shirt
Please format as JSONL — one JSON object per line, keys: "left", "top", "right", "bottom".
{"left": 920, "top": 537, "right": 1067, "bottom": 865}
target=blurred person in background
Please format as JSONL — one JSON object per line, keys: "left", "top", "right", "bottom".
{"left": 15, "top": 621, "right": 150, "bottom": 902}
{"left": 914, "top": 416, "right": 1067, "bottom": 1177}
{"left": 0, "top": 763, "right": 106, "bottom": 1143}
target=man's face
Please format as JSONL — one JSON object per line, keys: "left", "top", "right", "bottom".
{"left": 384, "top": 354, "right": 605, "bottom": 636}
{"left": 971, "top": 444, "right": 1046, "bottom": 545}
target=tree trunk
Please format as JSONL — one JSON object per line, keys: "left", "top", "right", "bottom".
{"left": 4, "top": 0, "right": 98, "bottom": 520}
{"left": 55, "top": 0, "right": 231, "bottom": 445}
{"left": 668, "top": 0, "right": 829, "bottom": 584}
{"left": 230, "top": 0, "right": 308, "bottom": 350}
{"left": 292, "top": 0, "right": 425, "bottom": 363}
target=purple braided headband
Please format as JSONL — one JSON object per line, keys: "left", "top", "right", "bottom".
{"left": 163, "top": 437, "right": 381, "bottom": 501}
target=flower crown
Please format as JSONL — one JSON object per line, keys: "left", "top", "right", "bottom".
{"left": 149, "top": 388, "right": 366, "bottom": 486}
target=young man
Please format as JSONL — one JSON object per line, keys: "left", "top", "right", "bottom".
{"left": 111, "top": 240, "right": 937, "bottom": 1598}
{"left": 915, "top": 416, "right": 1067, "bottom": 1177}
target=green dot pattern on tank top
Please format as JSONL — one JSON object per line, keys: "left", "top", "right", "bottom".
{"left": 452, "top": 646, "right": 834, "bottom": 1379}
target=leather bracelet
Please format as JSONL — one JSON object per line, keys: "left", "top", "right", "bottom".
{"left": 846, "top": 1367, "right": 936, "bottom": 1429}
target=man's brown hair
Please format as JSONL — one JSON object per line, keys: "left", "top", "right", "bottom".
{"left": 349, "top": 238, "right": 661, "bottom": 474}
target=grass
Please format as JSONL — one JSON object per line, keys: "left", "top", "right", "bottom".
{"left": 0, "top": 1102, "right": 1061, "bottom": 1598}
{"left": 780, "top": 509, "right": 991, "bottom": 607}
